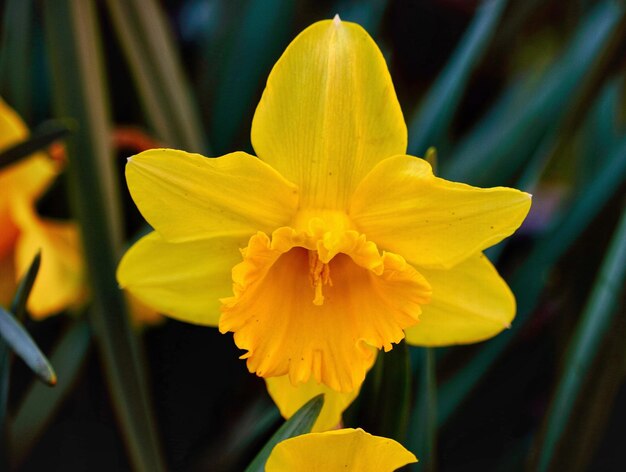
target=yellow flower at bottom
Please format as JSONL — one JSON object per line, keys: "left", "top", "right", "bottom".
{"left": 265, "top": 428, "right": 417, "bottom": 472}
{"left": 117, "top": 17, "right": 531, "bottom": 417}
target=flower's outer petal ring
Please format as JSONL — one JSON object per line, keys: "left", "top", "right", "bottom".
{"left": 350, "top": 155, "right": 531, "bottom": 269}
{"left": 117, "top": 231, "right": 245, "bottom": 326}
{"left": 126, "top": 149, "right": 299, "bottom": 243}
{"left": 404, "top": 253, "right": 515, "bottom": 346}
{"left": 265, "top": 428, "right": 417, "bottom": 472}
{"left": 251, "top": 18, "right": 407, "bottom": 210}
{"left": 12, "top": 199, "right": 86, "bottom": 318}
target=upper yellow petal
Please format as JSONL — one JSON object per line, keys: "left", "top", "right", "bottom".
{"left": 126, "top": 149, "right": 299, "bottom": 242}
{"left": 265, "top": 428, "right": 417, "bottom": 472}
{"left": 350, "top": 155, "right": 531, "bottom": 269}
{"left": 117, "top": 231, "right": 245, "bottom": 326}
{"left": 404, "top": 253, "right": 515, "bottom": 346}
{"left": 251, "top": 18, "right": 406, "bottom": 210}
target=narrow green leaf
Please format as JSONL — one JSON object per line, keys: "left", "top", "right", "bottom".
{"left": 536, "top": 205, "right": 626, "bottom": 472}
{"left": 0, "top": 0, "right": 33, "bottom": 119}
{"left": 580, "top": 79, "right": 624, "bottom": 179}
{"left": 409, "top": 348, "right": 437, "bottom": 472}
{"left": 438, "top": 135, "right": 626, "bottom": 425}
{"left": 210, "top": 0, "right": 295, "bottom": 153}
{"left": 0, "top": 120, "right": 71, "bottom": 171}
{"left": 204, "top": 399, "right": 281, "bottom": 471}
{"left": 244, "top": 394, "right": 324, "bottom": 472}
{"left": 0, "top": 307, "right": 56, "bottom": 386}
{"left": 10, "top": 251, "right": 41, "bottom": 320}
{"left": 444, "top": 0, "right": 623, "bottom": 186}
{"left": 377, "top": 341, "right": 412, "bottom": 440}
{"left": 43, "top": 1, "right": 166, "bottom": 470}
{"left": 9, "top": 318, "right": 91, "bottom": 466}
{"left": 407, "top": 0, "right": 508, "bottom": 156}
{"left": 105, "top": 0, "right": 208, "bottom": 153}
{"left": 350, "top": 342, "right": 411, "bottom": 442}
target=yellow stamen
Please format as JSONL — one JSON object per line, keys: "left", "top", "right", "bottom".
{"left": 308, "top": 251, "right": 332, "bottom": 305}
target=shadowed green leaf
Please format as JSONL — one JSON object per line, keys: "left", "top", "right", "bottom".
{"left": 409, "top": 347, "right": 437, "bottom": 472}
{"left": 536, "top": 205, "right": 626, "bottom": 472}
{"left": 0, "top": 121, "right": 71, "bottom": 171}
{"left": 105, "top": 0, "right": 208, "bottom": 153}
{"left": 348, "top": 342, "right": 411, "bottom": 442}
{"left": 0, "top": 0, "right": 33, "bottom": 119}
{"left": 580, "top": 79, "right": 624, "bottom": 179}
{"left": 443, "top": 0, "right": 624, "bottom": 186}
{"left": 44, "top": 1, "right": 165, "bottom": 470}
{"left": 408, "top": 0, "right": 508, "bottom": 156}
{"left": 0, "top": 307, "right": 55, "bottom": 386}
{"left": 438, "top": 135, "right": 626, "bottom": 425}
{"left": 9, "top": 318, "right": 91, "bottom": 466}
{"left": 210, "top": 0, "right": 295, "bottom": 153}
{"left": 11, "top": 251, "right": 41, "bottom": 320}
{"left": 244, "top": 394, "right": 324, "bottom": 472}
{"left": 377, "top": 341, "right": 411, "bottom": 441}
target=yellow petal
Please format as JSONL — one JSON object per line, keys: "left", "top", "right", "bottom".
{"left": 117, "top": 231, "right": 245, "bottom": 326}
{"left": 0, "top": 97, "right": 28, "bottom": 147}
{"left": 265, "top": 428, "right": 417, "bottom": 472}
{"left": 125, "top": 292, "right": 164, "bottom": 328}
{"left": 126, "top": 150, "right": 299, "bottom": 242}
{"left": 265, "top": 353, "right": 375, "bottom": 432}
{"left": 220, "top": 227, "right": 431, "bottom": 392}
{"left": 0, "top": 98, "right": 58, "bottom": 208}
{"left": 12, "top": 199, "right": 85, "bottom": 318}
{"left": 0, "top": 212, "right": 19, "bottom": 262}
{"left": 251, "top": 18, "right": 406, "bottom": 210}
{"left": 350, "top": 155, "right": 531, "bottom": 269}
{"left": 404, "top": 253, "right": 515, "bottom": 346}
{"left": 0, "top": 244, "right": 16, "bottom": 308}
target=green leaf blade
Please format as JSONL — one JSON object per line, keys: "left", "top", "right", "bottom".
{"left": 244, "top": 394, "right": 324, "bottom": 472}
{"left": 444, "top": 0, "right": 624, "bottom": 186}
{"left": 43, "top": 1, "right": 166, "bottom": 470}
{"left": 536, "top": 205, "right": 626, "bottom": 472}
{"left": 407, "top": 0, "right": 508, "bottom": 156}
{"left": 0, "top": 121, "right": 71, "bottom": 171}
{"left": 105, "top": 0, "right": 208, "bottom": 153}
{"left": 0, "top": 307, "right": 56, "bottom": 386}
{"left": 9, "top": 318, "right": 91, "bottom": 466}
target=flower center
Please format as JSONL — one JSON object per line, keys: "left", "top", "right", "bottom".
{"left": 219, "top": 225, "right": 432, "bottom": 392}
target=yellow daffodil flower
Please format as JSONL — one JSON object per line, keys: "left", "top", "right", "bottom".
{"left": 0, "top": 98, "right": 85, "bottom": 318}
{"left": 117, "top": 17, "right": 531, "bottom": 425}
{"left": 265, "top": 428, "right": 417, "bottom": 471}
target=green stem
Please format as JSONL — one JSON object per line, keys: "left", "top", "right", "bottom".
{"left": 410, "top": 348, "right": 437, "bottom": 471}
{"left": 43, "top": 1, "right": 165, "bottom": 470}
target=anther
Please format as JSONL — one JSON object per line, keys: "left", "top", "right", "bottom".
{"left": 308, "top": 251, "right": 333, "bottom": 305}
